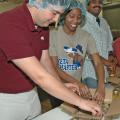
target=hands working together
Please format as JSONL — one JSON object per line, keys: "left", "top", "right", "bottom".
{"left": 66, "top": 82, "right": 105, "bottom": 104}
{"left": 64, "top": 82, "right": 104, "bottom": 116}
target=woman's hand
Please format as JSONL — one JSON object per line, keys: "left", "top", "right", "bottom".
{"left": 64, "top": 82, "right": 80, "bottom": 94}
{"left": 93, "top": 88, "right": 105, "bottom": 105}
{"left": 74, "top": 82, "right": 92, "bottom": 99}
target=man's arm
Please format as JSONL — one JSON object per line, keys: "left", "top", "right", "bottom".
{"left": 12, "top": 50, "right": 102, "bottom": 115}
{"left": 40, "top": 50, "right": 80, "bottom": 93}
{"left": 91, "top": 53, "right": 105, "bottom": 103}
{"left": 40, "top": 50, "right": 61, "bottom": 81}
{"left": 12, "top": 55, "right": 80, "bottom": 105}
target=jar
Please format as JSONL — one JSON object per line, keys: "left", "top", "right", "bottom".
{"left": 112, "top": 87, "right": 120, "bottom": 100}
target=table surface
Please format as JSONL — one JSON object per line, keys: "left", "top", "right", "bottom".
{"left": 33, "top": 67, "right": 120, "bottom": 120}
{"left": 33, "top": 107, "right": 72, "bottom": 120}
{"left": 33, "top": 105, "right": 120, "bottom": 120}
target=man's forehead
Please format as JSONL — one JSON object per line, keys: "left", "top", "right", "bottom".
{"left": 48, "top": 4, "right": 64, "bottom": 14}
{"left": 90, "top": 0, "right": 103, "bottom": 2}
{"left": 89, "top": 0, "right": 103, "bottom": 5}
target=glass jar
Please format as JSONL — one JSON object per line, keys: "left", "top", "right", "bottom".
{"left": 112, "top": 87, "right": 120, "bottom": 100}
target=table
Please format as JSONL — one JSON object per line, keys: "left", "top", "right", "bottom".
{"left": 33, "top": 67, "right": 120, "bottom": 120}
{"left": 33, "top": 107, "right": 72, "bottom": 120}
{"left": 32, "top": 88, "right": 113, "bottom": 120}
{"left": 33, "top": 102, "right": 120, "bottom": 120}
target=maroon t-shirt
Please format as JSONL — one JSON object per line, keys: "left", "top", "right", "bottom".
{"left": 0, "top": 3, "right": 49, "bottom": 93}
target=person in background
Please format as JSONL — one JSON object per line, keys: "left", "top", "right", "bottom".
{"left": 49, "top": 0, "right": 105, "bottom": 108}
{"left": 0, "top": 0, "right": 103, "bottom": 119}
{"left": 81, "top": 0, "right": 117, "bottom": 88}
{"left": 113, "top": 37, "right": 120, "bottom": 66}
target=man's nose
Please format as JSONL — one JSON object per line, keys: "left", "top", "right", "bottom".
{"left": 53, "top": 14, "right": 60, "bottom": 28}
{"left": 53, "top": 14, "right": 60, "bottom": 23}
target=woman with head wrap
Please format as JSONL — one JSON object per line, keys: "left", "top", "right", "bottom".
{"left": 49, "top": 0, "right": 104, "bottom": 110}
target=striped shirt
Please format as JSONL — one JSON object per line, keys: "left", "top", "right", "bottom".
{"left": 82, "top": 12, "right": 113, "bottom": 83}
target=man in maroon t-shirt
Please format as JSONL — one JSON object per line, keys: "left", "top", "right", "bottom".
{"left": 0, "top": 0, "right": 102, "bottom": 119}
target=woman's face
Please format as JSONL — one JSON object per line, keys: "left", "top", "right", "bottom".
{"left": 64, "top": 8, "right": 82, "bottom": 34}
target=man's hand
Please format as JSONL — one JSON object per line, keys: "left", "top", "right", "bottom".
{"left": 108, "top": 55, "right": 118, "bottom": 65}
{"left": 108, "top": 55, "right": 117, "bottom": 73}
{"left": 105, "top": 60, "right": 116, "bottom": 76}
{"left": 78, "top": 98, "right": 103, "bottom": 117}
